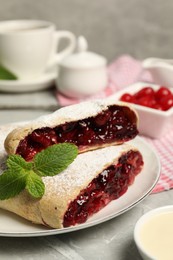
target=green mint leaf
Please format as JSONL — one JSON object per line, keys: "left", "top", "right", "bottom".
{"left": 25, "top": 171, "right": 45, "bottom": 199}
{"left": 7, "top": 154, "right": 32, "bottom": 172}
{"left": 0, "top": 143, "right": 77, "bottom": 200}
{"left": 0, "top": 65, "right": 17, "bottom": 80}
{"left": 0, "top": 170, "right": 27, "bottom": 200}
{"left": 33, "top": 143, "right": 78, "bottom": 177}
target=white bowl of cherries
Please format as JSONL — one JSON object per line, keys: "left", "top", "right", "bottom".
{"left": 110, "top": 82, "right": 173, "bottom": 138}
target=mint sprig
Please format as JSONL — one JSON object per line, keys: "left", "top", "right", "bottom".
{"left": 0, "top": 143, "right": 78, "bottom": 200}
{"left": 33, "top": 143, "right": 78, "bottom": 176}
{"left": 7, "top": 154, "right": 33, "bottom": 171}
{"left": 25, "top": 171, "right": 45, "bottom": 199}
{"left": 0, "top": 65, "right": 17, "bottom": 80}
{"left": 0, "top": 170, "right": 27, "bottom": 200}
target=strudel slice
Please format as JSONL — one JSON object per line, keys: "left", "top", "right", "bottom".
{"left": 0, "top": 144, "right": 143, "bottom": 229}
{"left": 4, "top": 99, "right": 138, "bottom": 161}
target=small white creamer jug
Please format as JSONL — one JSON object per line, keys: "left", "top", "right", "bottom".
{"left": 142, "top": 57, "right": 173, "bottom": 88}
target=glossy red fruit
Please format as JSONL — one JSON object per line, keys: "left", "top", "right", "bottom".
{"left": 31, "top": 129, "right": 57, "bottom": 147}
{"left": 135, "top": 96, "right": 154, "bottom": 108}
{"left": 94, "top": 110, "right": 111, "bottom": 126}
{"left": 152, "top": 103, "right": 163, "bottom": 110}
{"left": 155, "top": 86, "right": 172, "bottom": 100}
{"left": 134, "top": 87, "right": 155, "bottom": 99}
{"left": 120, "top": 93, "right": 134, "bottom": 103}
{"left": 159, "top": 95, "right": 173, "bottom": 111}
{"left": 119, "top": 85, "right": 173, "bottom": 111}
{"left": 78, "top": 129, "right": 95, "bottom": 145}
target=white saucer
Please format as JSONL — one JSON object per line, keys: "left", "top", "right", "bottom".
{"left": 0, "top": 71, "right": 57, "bottom": 93}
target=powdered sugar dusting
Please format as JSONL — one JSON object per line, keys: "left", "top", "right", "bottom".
{"left": 24, "top": 99, "right": 126, "bottom": 128}
{"left": 0, "top": 123, "right": 25, "bottom": 172}
{"left": 43, "top": 144, "right": 135, "bottom": 197}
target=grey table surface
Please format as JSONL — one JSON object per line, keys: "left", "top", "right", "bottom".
{"left": 0, "top": 86, "right": 172, "bottom": 260}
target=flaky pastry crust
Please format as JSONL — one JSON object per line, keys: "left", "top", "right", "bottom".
{"left": 0, "top": 144, "right": 141, "bottom": 229}
{"left": 4, "top": 99, "right": 138, "bottom": 156}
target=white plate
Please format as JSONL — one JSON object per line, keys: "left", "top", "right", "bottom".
{"left": 0, "top": 71, "right": 57, "bottom": 93}
{"left": 0, "top": 136, "right": 160, "bottom": 237}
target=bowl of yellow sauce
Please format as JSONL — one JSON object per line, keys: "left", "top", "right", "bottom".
{"left": 134, "top": 206, "right": 173, "bottom": 260}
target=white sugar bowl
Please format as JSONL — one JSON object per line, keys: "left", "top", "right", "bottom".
{"left": 56, "top": 36, "right": 108, "bottom": 97}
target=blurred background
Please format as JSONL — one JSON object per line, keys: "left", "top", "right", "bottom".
{"left": 1, "top": 0, "right": 173, "bottom": 125}
{"left": 0, "top": 0, "right": 173, "bottom": 62}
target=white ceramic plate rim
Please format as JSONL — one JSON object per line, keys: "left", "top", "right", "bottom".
{"left": 0, "top": 136, "right": 161, "bottom": 237}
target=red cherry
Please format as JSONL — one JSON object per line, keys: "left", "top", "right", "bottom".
{"left": 118, "top": 85, "right": 173, "bottom": 111}
{"left": 30, "top": 129, "right": 57, "bottom": 147}
{"left": 94, "top": 110, "right": 111, "bottom": 126}
{"left": 77, "top": 129, "right": 95, "bottom": 145}
{"left": 155, "top": 86, "right": 172, "bottom": 100}
{"left": 152, "top": 103, "right": 163, "bottom": 110}
{"left": 120, "top": 93, "right": 134, "bottom": 103}
{"left": 135, "top": 96, "right": 154, "bottom": 108}
{"left": 159, "top": 95, "right": 173, "bottom": 111}
{"left": 134, "top": 87, "right": 155, "bottom": 99}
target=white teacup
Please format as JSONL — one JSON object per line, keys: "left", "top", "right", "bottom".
{"left": 0, "top": 20, "right": 76, "bottom": 80}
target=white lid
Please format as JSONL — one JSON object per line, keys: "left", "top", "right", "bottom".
{"left": 60, "top": 36, "right": 107, "bottom": 68}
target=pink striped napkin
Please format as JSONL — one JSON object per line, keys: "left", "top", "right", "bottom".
{"left": 56, "top": 55, "right": 173, "bottom": 194}
{"left": 143, "top": 130, "right": 173, "bottom": 193}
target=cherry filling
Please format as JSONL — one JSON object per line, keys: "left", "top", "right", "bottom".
{"left": 16, "top": 105, "right": 138, "bottom": 161}
{"left": 63, "top": 150, "right": 143, "bottom": 227}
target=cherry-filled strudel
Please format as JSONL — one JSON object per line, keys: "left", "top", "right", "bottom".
{"left": 4, "top": 100, "right": 138, "bottom": 161}
{"left": 0, "top": 144, "right": 143, "bottom": 229}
